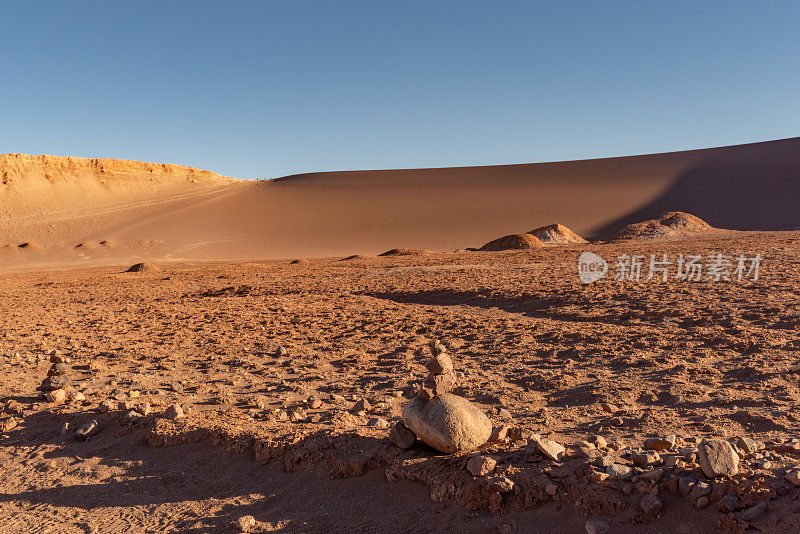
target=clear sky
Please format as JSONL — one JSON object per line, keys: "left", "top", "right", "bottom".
{"left": 1, "top": 1, "right": 799, "bottom": 179}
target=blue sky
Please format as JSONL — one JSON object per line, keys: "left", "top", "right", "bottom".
{"left": 1, "top": 1, "right": 798, "bottom": 179}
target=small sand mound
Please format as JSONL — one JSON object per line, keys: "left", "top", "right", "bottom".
{"left": 479, "top": 233, "right": 544, "bottom": 251}
{"left": 610, "top": 211, "right": 714, "bottom": 241}
{"left": 378, "top": 248, "right": 432, "bottom": 257}
{"left": 290, "top": 259, "right": 310, "bottom": 265}
{"left": 124, "top": 262, "right": 161, "bottom": 273}
{"left": 528, "top": 223, "right": 588, "bottom": 244}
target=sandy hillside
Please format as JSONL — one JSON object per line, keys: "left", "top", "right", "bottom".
{"left": 2, "top": 137, "right": 800, "bottom": 269}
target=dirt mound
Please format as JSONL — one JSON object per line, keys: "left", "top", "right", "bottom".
{"left": 378, "top": 248, "right": 432, "bottom": 257}
{"left": 609, "top": 211, "right": 715, "bottom": 241}
{"left": 124, "top": 262, "right": 161, "bottom": 273}
{"left": 290, "top": 259, "right": 310, "bottom": 265}
{"left": 479, "top": 233, "right": 543, "bottom": 251}
{"left": 338, "top": 255, "right": 375, "bottom": 261}
{"left": 528, "top": 223, "right": 588, "bottom": 244}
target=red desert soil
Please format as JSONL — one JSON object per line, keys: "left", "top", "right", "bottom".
{"left": 2, "top": 233, "right": 800, "bottom": 532}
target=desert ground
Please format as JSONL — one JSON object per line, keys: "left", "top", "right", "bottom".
{"left": 2, "top": 140, "right": 800, "bottom": 533}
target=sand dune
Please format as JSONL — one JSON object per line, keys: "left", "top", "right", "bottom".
{"left": 2, "top": 137, "right": 800, "bottom": 268}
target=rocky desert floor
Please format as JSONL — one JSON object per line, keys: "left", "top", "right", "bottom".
{"left": 2, "top": 232, "right": 800, "bottom": 533}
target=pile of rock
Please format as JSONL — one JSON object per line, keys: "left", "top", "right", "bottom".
{"left": 399, "top": 341, "right": 491, "bottom": 454}
{"left": 39, "top": 353, "right": 70, "bottom": 403}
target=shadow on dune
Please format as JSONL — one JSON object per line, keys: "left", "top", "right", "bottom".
{"left": 595, "top": 137, "right": 800, "bottom": 238}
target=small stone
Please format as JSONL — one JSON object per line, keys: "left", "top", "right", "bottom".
{"left": 695, "top": 496, "right": 710, "bottom": 509}
{"left": 75, "top": 420, "right": 99, "bottom": 441}
{"left": 60, "top": 421, "right": 69, "bottom": 435}
{"left": 697, "top": 439, "right": 739, "bottom": 478}
{"left": 734, "top": 436, "right": 761, "bottom": 455}
{"left": 640, "top": 469, "right": 663, "bottom": 482}
{"left": 632, "top": 451, "right": 661, "bottom": 467}
{"left": 388, "top": 421, "right": 416, "bottom": 449}
{"left": 70, "top": 391, "right": 86, "bottom": 403}
{"left": 689, "top": 481, "right": 711, "bottom": 500}
{"left": 425, "top": 353, "right": 453, "bottom": 374}
{"left": 606, "top": 464, "right": 632, "bottom": 480}
{"left": 717, "top": 494, "right": 740, "bottom": 513}
{"left": 275, "top": 346, "right": 288, "bottom": 357}
{"left": 170, "top": 382, "right": 184, "bottom": 393}
{"left": 124, "top": 409, "right": 143, "bottom": 424}
{"left": 421, "top": 371, "right": 457, "bottom": 399}
{"left": 236, "top": 515, "right": 257, "bottom": 532}
{"left": 163, "top": 404, "right": 184, "bottom": 420}
{"left": 489, "top": 425, "right": 510, "bottom": 442}
{"left": 545, "top": 483, "right": 558, "bottom": 496}
{"left": 678, "top": 476, "right": 696, "bottom": 497}
{"left": 40, "top": 375, "right": 70, "bottom": 391}
{"left": 290, "top": 408, "right": 307, "bottom": 422}
{"left": 588, "top": 435, "right": 607, "bottom": 449}
{"left": 98, "top": 399, "right": 115, "bottom": 413}
{"left": 585, "top": 519, "right": 609, "bottom": 534}
{"left": 352, "top": 398, "right": 371, "bottom": 413}
{"left": 2, "top": 418, "right": 19, "bottom": 432}
{"left": 594, "top": 456, "right": 615, "bottom": 468}
{"left": 367, "top": 417, "right": 389, "bottom": 429}
{"left": 785, "top": 469, "right": 800, "bottom": 486}
{"left": 739, "top": 501, "right": 767, "bottom": 521}
{"left": 532, "top": 437, "right": 565, "bottom": 461}
{"left": 45, "top": 389, "right": 66, "bottom": 404}
{"left": 644, "top": 435, "right": 676, "bottom": 451}
{"left": 307, "top": 396, "right": 322, "bottom": 409}
{"left": 487, "top": 475, "right": 514, "bottom": 493}
{"left": 432, "top": 340, "right": 447, "bottom": 355}
{"left": 467, "top": 455, "right": 496, "bottom": 476}
{"left": 47, "top": 363, "right": 68, "bottom": 376}
{"left": 640, "top": 494, "right": 662, "bottom": 515}
{"left": 601, "top": 403, "right": 617, "bottom": 413}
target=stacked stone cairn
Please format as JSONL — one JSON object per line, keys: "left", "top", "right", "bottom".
{"left": 39, "top": 353, "right": 70, "bottom": 402}
{"left": 393, "top": 340, "right": 492, "bottom": 454}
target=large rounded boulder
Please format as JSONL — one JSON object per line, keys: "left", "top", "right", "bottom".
{"left": 402, "top": 393, "right": 491, "bottom": 453}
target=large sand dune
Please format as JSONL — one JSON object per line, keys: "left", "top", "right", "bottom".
{"left": 2, "top": 137, "right": 800, "bottom": 268}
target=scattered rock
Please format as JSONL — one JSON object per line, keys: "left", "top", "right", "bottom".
{"left": 734, "top": 436, "right": 761, "bottom": 455}
{"left": 530, "top": 436, "right": 565, "bottom": 461}
{"left": 45, "top": 389, "right": 66, "bottom": 404}
{"left": 163, "top": 404, "right": 184, "bottom": 420}
{"left": 644, "top": 434, "right": 676, "bottom": 451}
{"left": 466, "top": 455, "right": 496, "bottom": 476}
{"left": 785, "top": 469, "right": 800, "bottom": 486}
{"left": 697, "top": 438, "right": 739, "bottom": 478}
{"left": 351, "top": 398, "right": 371, "bottom": 413}
{"left": 75, "top": 420, "right": 100, "bottom": 441}
{"left": 640, "top": 493, "right": 662, "bottom": 515}
{"left": 606, "top": 463, "right": 632, "bottom": 480}
{"left": 739, "top": 501, "right": 768, "bottom": 521}
{"left": 388, "top": 421, "right": 417, "bottom": 449}
{"left": 487, "top": 475, "right": 514, "bottom": 493}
